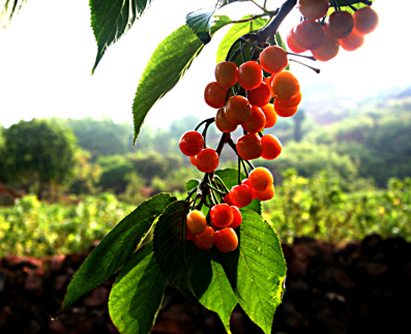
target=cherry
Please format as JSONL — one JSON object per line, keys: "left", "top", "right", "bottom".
{"left": 248, "top": 167, "right": 273, "bottom": 192}
{"left": 253, "top": 184, "right": 275, "bottom": 201}
{"left": 261, "top": 134, "right": 282, "bottom": 160}
{"left": 297, "top": 0, "right": 329, "bottom": 20}
{"left": 238, "top": 61, "right": 263, "bottom": 90}
{"left": 339, "top": 29, "right": 365, "bottom": 51}
{"left": 186, "top": 210, "right": 207, "bottom": 235}
{"left": 241, "top": 105, "right": 266, "bottom": 134}
{"left": 196, "top": 148, "right": 219, "bottom": 173}
{"left": 311, "top": 31, "right": 340, "bottom": 62}
{"left": 194, "top": 225, "right": 215, "bottom": 250}
{"left": 230, "top": 184, "right": 253, "bottom": 208}
{"left": 271, "top": 71, "right": 300, "bottom": 100}
{"left": 236, "top": 133, "right": 263, "bottom": 160}
{"left": 225, "top": 95, "right": 252, "bottom": 125}
{"left": 215, "top": 107, "right": 237, "bottom": 133}
{"left": 294, "top": 19, "right": 324, "bottom": 50}
{"left": 327, "top": 11, "right": 354, "bottom": 39}
{"left": 247, "top": 81, "right": 272, "bottom": 107}
{"left": 230, "top": 206, "right": 242, "bottom": 228}
{"left": 275, "top": 91, "right": 302, "bottom": 108}
{"left": 179, "top": 131, "right": 204, "bottom": 156}
{"left": 287, "top": 27, "right": 308, "bottom": 54}
{"left": 353, "top": 6, "right": 379, "bottom": 35}
{"left": 214, "top": 227, "right": 238, "bottom": 252}
{"left": 211, "top": 203, "right": 234, "bottom": 228}
{"left": 215, "top": 61, "right": 238, "bottom": 88}
{"left": 260, "top": 103, "right": 278, "bottom": 128}
{"left": 274, "top": 99, "right": 299, "bottom": 118}
{"left": 204, "top": 82, "right": 228, "bottom": 109}
{"left": 259, "top": 45, "right": 288, "bottom": 74}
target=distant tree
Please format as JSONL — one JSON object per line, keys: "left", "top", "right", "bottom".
{"left": 59, "top": 117, "right": 133, "bottom": 159}
{"left": 3, "top": 119, "right": 77, "bottom": 198}
{"left": 0, "top": 124, "right": 6, "bottom": 183}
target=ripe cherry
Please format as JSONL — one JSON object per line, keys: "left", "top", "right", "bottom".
{"left": 253, "top": 184, "right": 275, "bottom": 201}
{"left": 259, "top": 45, "right": 288, "bottom": 74}
{"left": 261, "top": 134, "right": 282, "bottom": 160}
{"left": 211, "top": 203, "right": 234, "bottom": 228}
{"left": 339, "top": 29, "right": 365, "bottom": 51}
{"left": 311, "top": 31, "right": 340, "bottom": 62}
{"left": 241, "top": 105, "right": 266, "bottom": 134}
{"left": 353, "top": 6, "right": 379, "bottom": 35}
{"left": 214, "top": 227, "right": 238, "bottom": 252}
{"left": 230, "top": 206, "right": 242, "bottom": 228}
{"left": 287, "top": 27, "right": 308, "bottom": 54}
{"left": 194, "top": 225, "right": 215, "bottom": 250}
{"left": 327, "top": 11, "right": 354, "bottom": 39}
{"left": 275, "top": 91, "right": 302, "bottom": 108}
{"left": 274, "top": 99, "right": 299, "bottom": 118}
{"left": 196, "top": 148, "right": 219, "bottom": 173}
{"left": 261, "top": 103, "right": 278, "bottom": 128}
{"left": 204, "top": 82, "right": 228, "bottom": 109}
{"left": 297, "top": 0, "right": 329, "bottom": 20}
{"left": 230, "top": 184, "right": 253, "bottom": 208}
{"left": 186, "top": 210, "right": 207, "bottom": 235}
{"left": 294, "top": 19, "right": 324, "bottom": 50}
{"left": 225, "top": 95, "right": 252, "bottom": 125}
{"left": 271, "top": 71, "right": 300, "bottom": 100}
{"left": 189, "top": 155, "right": 197, "bottom": 166}
{"left": 247, "top": 81, "right": 272, "bottom": 107}
{"left": 238, "top": 61, "right": 263, "bottom": 90}
{"left": 215, "top": 61, "right": 238, "bottom": 88}
{"left": 215, "top": 107, "right": 237, "bottom": 133}
{"left": 263, "top": 77, "right": 275, "bottom": 98}
{"left": 179, "top": 131, "right": 204, "bottom": 156}
{"left": 236, "top": 133, "right": 263, "bottom": 160}
{"left": 248, "top": 167, "right": 273, "bottom": 192}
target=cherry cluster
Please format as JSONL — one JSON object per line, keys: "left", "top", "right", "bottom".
{"left": 288, "top": 1, "right": 379, "bottom": 61}
{"left": 179, "top": 43, "right": 304, "bottom": 252}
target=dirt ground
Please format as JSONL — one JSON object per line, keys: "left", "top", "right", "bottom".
{"left": 1, "top": 234, "right": 410, "bottom": 334}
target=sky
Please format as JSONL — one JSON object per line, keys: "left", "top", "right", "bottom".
{"left": 0, "top": 0, "right": 410, "bottom": 130}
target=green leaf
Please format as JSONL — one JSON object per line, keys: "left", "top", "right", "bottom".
{"left": 62, "top": 193, "right": 175, "bottom": 311}
{"left": 185, "top": 179, "right": 200, "bottom": 193}
{"left": 109, "top": 242, "right": 166, "bottom": 334}
{"left": 132, "top": 25, "right": 204, "bottom": 145}
{"left": 186, "top": 5, "right": 218, "bottom": 43}
{"left": 0, "top": 0, "right": 27, "bottom": 28}
{"left": 220, "top": 0, "right": 250, "bottom": 7}
{"left": 90, "top": 0, "right": 151, "bottom": 73}
{"left": 220, "top": 209, "right": 286, "bottom": 334}
{"left": 216, "top": 168, "right": 262, "bottom": 214}
{"left": 331, "top": 0, "right": 374, "bottom": 14}
{"left": 186, "top": 243, "right": 237, "bottom": 334}
{"left": 216, "top": 17, "right": 268, "bottom": 64}
{"left": 186, "top": 2, "right": 233, "bottom": 43}
{"left": 153, "top": 200, "right": 190, "bottom": 287}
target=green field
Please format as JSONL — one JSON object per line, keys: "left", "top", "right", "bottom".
{"left": 1, "top": 171, "right": 409, "bottom": 258}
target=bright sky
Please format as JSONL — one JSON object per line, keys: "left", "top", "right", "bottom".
{"left": 0, "top": 1, "right": 409, "bottom": 130}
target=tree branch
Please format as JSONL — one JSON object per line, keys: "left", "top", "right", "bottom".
{"left": 256, "top": 0, "right": 297, "bottom": 45}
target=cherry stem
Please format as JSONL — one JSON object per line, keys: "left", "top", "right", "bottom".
{"left": 214, "top": 175, "right": 230, "bottom": 193}
{"left": 287, "top": 52, "right": 317, "bottom": 61}
{"left": 341, "top": 0, "right": 357, "bottom": 11}
{"left": 289, "top": 58, "right": 320, "bottom": 73}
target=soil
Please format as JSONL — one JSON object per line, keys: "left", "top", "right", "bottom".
{"left": 1, "top": 234, "right": 410, "bottom": 334}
